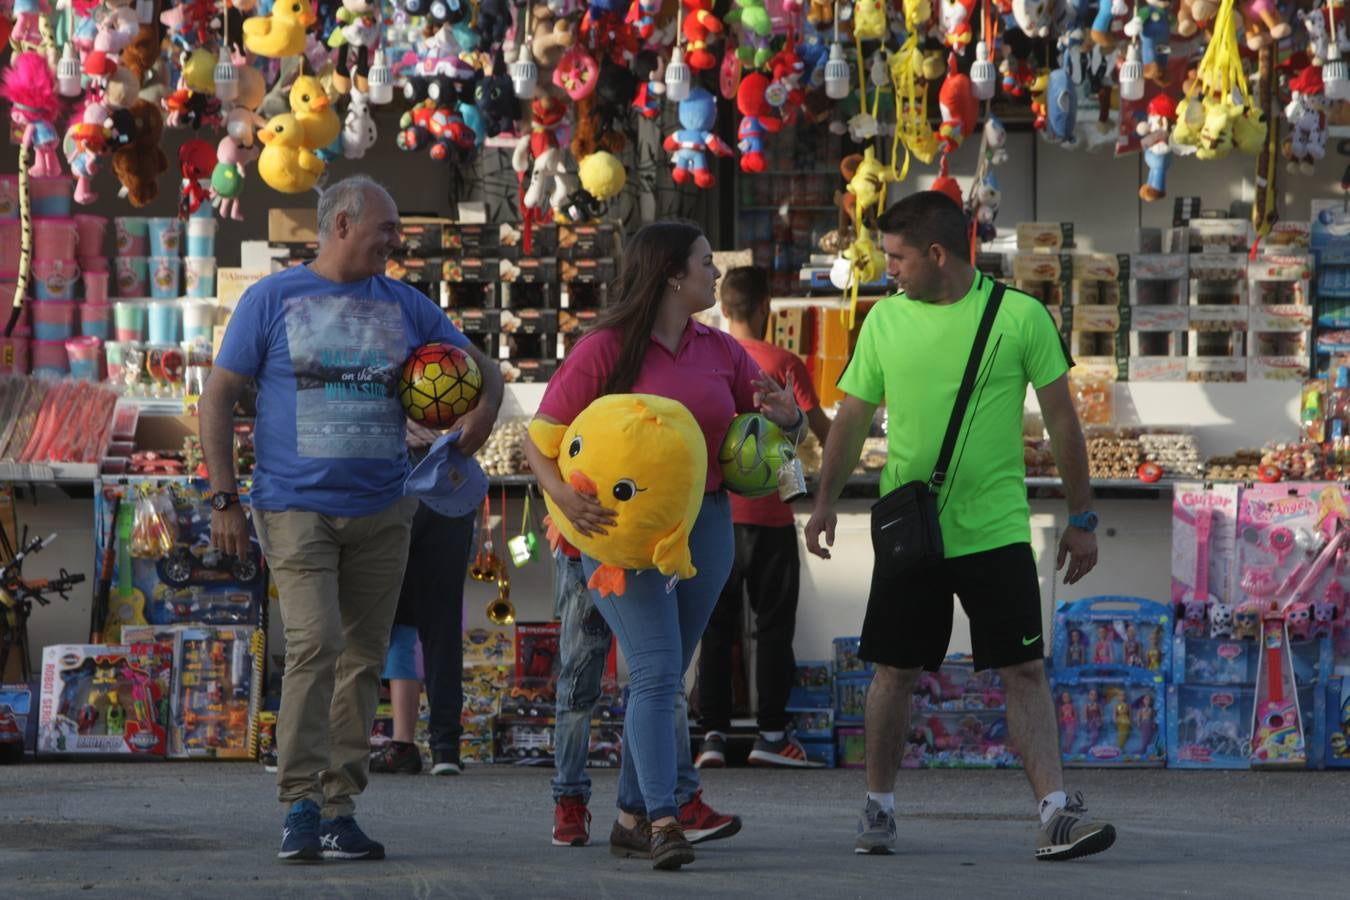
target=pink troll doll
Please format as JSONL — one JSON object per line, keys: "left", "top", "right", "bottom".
{"left": 2, "top": 53, "right": 64, "bottom": 178}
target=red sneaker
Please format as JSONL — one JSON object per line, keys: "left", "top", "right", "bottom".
{"left": 552, "top": 795, "right": 591, "bottom": 847}
{"left": 677, "top": 790, "right": 742, "bottom": 844}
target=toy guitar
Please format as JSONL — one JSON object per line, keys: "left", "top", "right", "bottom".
{"left": 1182, "top": 509, "right": 1216, "bottom": 635}
{"left": 103, "top": 500, "right": 146, "bottom": 644}
{"left": 1251, "top": 526, "right": 1348, "bottom": 766}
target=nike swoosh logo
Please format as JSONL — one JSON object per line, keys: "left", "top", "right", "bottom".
{"left": 1022, "top": 634, "right": 1041, "bottom": 646}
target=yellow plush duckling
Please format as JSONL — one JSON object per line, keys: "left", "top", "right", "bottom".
{"left": 290, "top": 75, "right": 340, "bottom": 151}
{"left": 243, "top": 0, "right": 318, "bottom": 59}
{"left": 257, "top": 114, "right": 326, "bottom": 193}
{"left": 529, "top": 394, "right": 706, "bottom": 598}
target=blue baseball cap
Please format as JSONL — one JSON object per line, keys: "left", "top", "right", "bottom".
{"left": 403, "top": 429, "right": 489, "bottom": 518}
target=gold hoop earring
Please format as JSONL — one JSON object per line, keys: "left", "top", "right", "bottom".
{"left": 674, "top": 282, "right": 682, "bottom": 292}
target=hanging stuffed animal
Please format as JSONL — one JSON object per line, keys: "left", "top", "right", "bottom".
{"left": 1284, "top": 67, "right": 1328, "bottom": 175}
{"left": 341, "top": 88, "right": 378, "bottom": 158}
{"left": 554, "top": 43, "right": 601, "bottom": 99}
{"left": 937, "top": 53, "right": 977, "bottom": 152}
{"left": 531, "top": 3, "right": 577, "bottom": 67}
{"left": 1137, "top": 93, "right": 1176, "bottom": 200}
{"left": 2, "top": 53, "right": 64, "bottom": 178}
{"left": 736, "top": 72, "right": 782, "bottom": 172}
{"left": 1123, "top": 0, "right": 1171, "bottom": 82}
{"left": 328, "top": 0, "right": 382, "bottom": 94}
{"left": 530, "top": 394, "right": 706, "bottom": 599}
{"left": 212, "top": 107, "right": 265, "bottom": 220}
{"left": 973, "top": 172, "right": 1001, "bottom": 241}
{"left": 1090, "top": 0, "right": 1128, "bottom": 45}
{"left": 257, "top": 113, "right": 326, "bottom": 193}
{"left": 766, "top": 43, "right": 806, "bottom": 123}
{"left": 1013, "top": 0, "right": 1053, "bottom": 37}
{"left": 839, "top": 147, "right": 893, "bottom": 220}
{"left": 683, "top": 0, "right": 724, "bottom": 70}
{"left": 476, "top": 0, "right": 514, "bottom": 50}
{"left": 243, "top": 0, "right": 317, "bottom": 58}
{"left": 475, "top": 56, "right": 519, "bottom": 138}
{"left": 628, "top": 0, "right": 661, "bottom": 40}
{"left": 513, "top": 94, "right": 576, "bottom": 217}
{"left": 12, "top": 0, "right": 49, "bottom": 47}
{"left": 397, "top": 100, "right": 478, "bottom": 161}
{"left": 726, "top": 0, "right": 774, "bottom": 69}
{"left": 663, "top": 87, "right": 735, "bottom": 187}
{"left": 1045, "top": 65, "right": 1079, "bottom": 146}
{"left": 112, "top": 100, "right": 170, "bottom": 206}
{"left": 64, "top": 102, "right": 112, "bottom": 205}
{"left": 941, "top": 0, "right": 977, "bottom": 48}
{"left": 178, "top": 139, "right": 218, "bottom": 218}
{"left": 290, "top": 75, "right": 341, "bottom": 152}
{"left": 566, "top": 150, "right": 627, "bottom": 220}
{"left": 1240, "top": 0, "right": 1292, "bottom": 50}
{"left": 1179, "top": 0, "right": 1220, "bottom": 37}
{"left": 632, "top": 50, "right": 666, "bottom": 119}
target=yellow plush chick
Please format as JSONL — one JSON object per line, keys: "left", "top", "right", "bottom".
{"left": 290, "top": 75, "right": 340, "bottom": 151}
{"left": 243, "top": 0, "right": 318, "bottom": 59}
{"left": 257, "top": 114, "right": 326, "bottom": 193}
{"left": 181, "top": 49, "right": 217, "bottom": 94}
{"left": 530, "top": 394, "right": 706, "bottom": 599}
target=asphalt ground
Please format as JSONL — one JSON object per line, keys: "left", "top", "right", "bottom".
{"left": 1, "top": 761, "right": 1346, "bottom": 898}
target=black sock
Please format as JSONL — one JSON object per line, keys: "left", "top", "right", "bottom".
{"left": 392, "top": 740, "right": 416, "bottom": 750}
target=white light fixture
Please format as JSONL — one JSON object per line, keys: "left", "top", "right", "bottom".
{"left": 57, "top": 42, "right": 83, "bottom": 97}
{"left": 665, "top": 45, "right": 691, "bottom": 103}
{"left": 368, "top": 50, "right": 394, "bottom": 105}
{"left": 511, "top": 42, "right": 537, "bottom": 99}
{"left": 824, "top": 43, "right": 850, "bottom": 99}
{"left": 970, "top": 41, "right": 996, "bottom": 100}
{"left": 1118, "top": 43, "right": 1144, "bottom": 102}
{"left": 214, "top": 47, "right": 239, "bottom": 102}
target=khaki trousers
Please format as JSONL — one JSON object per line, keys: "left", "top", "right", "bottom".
{"left": 255, "top": 497, "right": 416, "bottom": 818}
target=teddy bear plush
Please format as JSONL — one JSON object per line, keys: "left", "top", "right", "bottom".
{"left": 112, "top": 99, "right": 170, "bottom": 206}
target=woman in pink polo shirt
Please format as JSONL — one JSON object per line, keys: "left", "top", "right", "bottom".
{"left": 524, "top": 221, "right": 803, "bottom": 870}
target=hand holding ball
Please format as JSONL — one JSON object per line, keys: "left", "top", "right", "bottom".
{"left": 399, "top": 343, "right": 483, "bottom": 428}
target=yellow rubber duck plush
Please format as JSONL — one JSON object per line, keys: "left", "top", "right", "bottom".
{"left": 529, "top": 394, "right": 706, "bottom": 598}
{"left": 258, "top": 114, "right": 326, "bottom": 193}
{"left": 290, "top": 75, "right": 340, "bottom": 151}
{"left": 243, "top": 0, "right": 318, "bottom": 59}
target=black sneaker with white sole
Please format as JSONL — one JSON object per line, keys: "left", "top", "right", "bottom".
{"left": 431, "top": 748, "right": 461, "bottom": 775}
{"left": 695, "top": 732, "right": 727, "bottom": 768}
{"left": 319, "top": 816, "right": 386, "bottom": 860}
{"left": 1036, "top": 792, "right": 1116, "bottom": 861}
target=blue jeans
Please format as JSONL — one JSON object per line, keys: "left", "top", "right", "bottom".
{"left": 585, "top": 492, "right": 734, "bottom": 820}
{"left": 551, "top": 550, "right": 699, "bottom": 806}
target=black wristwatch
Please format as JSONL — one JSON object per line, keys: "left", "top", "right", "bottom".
{"left": 211, "top": 492, "right": 240, "bottom": 511}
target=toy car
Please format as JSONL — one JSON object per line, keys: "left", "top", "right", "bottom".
{"left": 158, "top": 539, "right": 262, "bottom": 588}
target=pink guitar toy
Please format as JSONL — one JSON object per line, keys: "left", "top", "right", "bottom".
{"left": 1182, "top": 510, "right": 1216, "bottom": 636}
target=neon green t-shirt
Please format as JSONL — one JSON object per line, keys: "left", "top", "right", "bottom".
{"left": 837, "top": 272, "right": 1072, "bottom": 558}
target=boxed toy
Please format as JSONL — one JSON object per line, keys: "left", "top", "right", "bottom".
{"left": 1326, "top": 677, "right": 1350, "bottom": 767}
{"left": 1052, "top": 596, "right": 1171, "bottom": 679}
{"left": 462, "top": 664, "right": 511, "bottom": 717}
{"left": 168, "top": 626, "right": 262, "bottom": 759}
{"left": 514, "top": 622, "right": 561, "bottom": 687}
{"left": 460, "top": 714, "right": 495, "bottom": 766}
{"left": 904, "top": 709, "right": 1021, "bottom": 769}
{"left": 801, "top": 739, "right": 836, "bottom": 768}
{"left": 913, "top": 655, "right": 1006, "bottom": 711}
{"left": 788, "top": 707, "right": 835, "bottom": 740}
{"left": 836, "top": 725, "right": 865, "bottom": 769}
{"left": 1167, "top": 681, "right": 1320, "bottom": 769}
{"left": 788, "top": 660, "right": 833, "bottom": 709}
{"left": 255, "top": 710, "right": 277, "bottom": 771}
{"left": 1171, "top": 482, "right": 1241, "bottom": 625}
{"left": 1051, "top": 674, "right": 1166, "bottom": 766}
{"left": 834, "top": 676, "right": 868, "bottom": 724}
{"left": 1172, "top": 634, "right": 1331, "bottom": 686}
{"left": 586, "top": 722, "right": 624, "bottom": 768}
{"left": 37, "top": 643, "right": 172, "bottom": 756}
{"left": 0, "top": 682, "right": 33, "bottom": 761}
{"left": 833, "top": 636, "right": 872, "bottom": 678}
{"left": 494, "top": 716, "right": 555, "bottom": 764}
{"left": 464, "top": 627, "right": 515, "bottom": 667}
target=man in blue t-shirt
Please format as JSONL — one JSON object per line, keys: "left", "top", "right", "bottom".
{"left": 200, "top": 175, "right": 502, "bottom": 863}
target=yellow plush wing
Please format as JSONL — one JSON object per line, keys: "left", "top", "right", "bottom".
{"left": 529, "top": 419, "right": 568, "bottom": 459}
{"left": 651, "top": 522, "right": 698, "bottom": 580}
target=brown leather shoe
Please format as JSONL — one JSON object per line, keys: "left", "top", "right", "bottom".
{"left": 608, "top": 814, "right": 651, "bottom": 858}
{"left": 650, "top": 821, "right": 695, "bottom": 871}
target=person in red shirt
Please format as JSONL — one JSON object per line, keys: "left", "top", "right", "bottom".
{"left": 695, "top": 266, "right": 832, "bottom": 769}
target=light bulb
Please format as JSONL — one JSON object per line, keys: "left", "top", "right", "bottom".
{"left": 368, "top": 50, "right": 394, "bottom": 105}
{"left": 1118, "top": 44, "right": 1144, "bottom": 102}
{"left": 665, "top": 46, "right": 691, "bottom": 103}
{"left": 824, "top": 43, "right": 850, "bottom": 100}
{"left": 57, "top": 43, "right": 82, "bottom": 97}
{"left": 214, "top": 48, "right": 239, "bottom": 102}
{"left": 1326, "top": 45, "right": 1350, "bottom": 101}
{"left": 511, "top": 43, "right": 537, "bottom": 99}
{"left": 970, "top": 41, "right": 996, "bottom": 100}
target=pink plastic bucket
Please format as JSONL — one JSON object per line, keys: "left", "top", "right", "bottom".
{"left": 79, "top": 255, "right": 109, "bottom": 273}
{"left": 0, "top": 220, "right": 20, "bottom": 272}
{"left": 65, "top": 335, "right": 102, "bottom": 381}
{"left": 74, "top": 214, "right": 108, "bottom": 256}
{"left": 32, "top": 258, "right": 80, "bottom": 300}
{"left": 115, "top": 256, "right": 147, "bottom": 297}
{"left": 33, "top": 218, "right": 80, "bottom": 259}
{"left": 31, "top": 300, "right": 76, "bottom": 340}
{"left": 29, "top": 176, "right": 74, "bottom": 217}
{"left": 82, "top": 269, "right": 110, "bottom": 303}
{"left": 0, "top": 175, "right": 17, "bottom": 219}
{"left": 29, "top": 338, "right": 69, "bottom": 376}
{"left": 80, "top": 302, "right": 111, "bottom": 339}
{"left": 0, "top": 336, "right": 28, "bottom": 374}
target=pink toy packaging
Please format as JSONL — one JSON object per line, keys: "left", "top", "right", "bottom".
{"left": 37, "top": 643, "right": 172, "bottom": 756}
{"left": 1171, "top": 483, "right": 1241, "bottom": 633}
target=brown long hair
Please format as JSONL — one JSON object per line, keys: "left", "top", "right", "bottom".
{"left": 589, "top": 220, "right": 705, "bottom": 396}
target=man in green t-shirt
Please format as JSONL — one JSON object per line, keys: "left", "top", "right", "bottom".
{"left": 804, "top": 192, "right": 1114, "bottom": 863}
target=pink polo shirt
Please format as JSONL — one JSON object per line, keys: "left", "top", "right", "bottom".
{"left": 536, "top": 320, "right": 763, "bottom": 493}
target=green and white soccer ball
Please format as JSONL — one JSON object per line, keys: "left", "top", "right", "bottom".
{"left": 718, "top": 413, "right": 796, "bottom": 498}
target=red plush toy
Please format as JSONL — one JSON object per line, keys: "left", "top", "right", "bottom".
{"left": 683, "top": 0, "right": 724, "bottom": 70}
{"left": 178, "top": 138, "right": 217, "bottom": 219}
{"left": 736, "top": 72, "right": 781, "bottom": 173}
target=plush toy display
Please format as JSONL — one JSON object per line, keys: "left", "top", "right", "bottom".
{"left": 243, "top": 0, "right": 318, "bottom": 58}
{"left": 1137, "top": 93, "right": 1177, "bottom": 201}
{"left": 682, "top": 0, "right": 724, "bottom": 70}
{"left": 1284, "top": 67, "right": 1328, "bottom": 175}
{"left": 329, "top": 0, "right": 382, "bottom": 94}
{"left": 290, "top": 75, "right": 341, "bottom": 151}
{"left": 529, "top": 394, "right": 707, "bottom": 599}
{"left": 257, "top": 113, "right": 327, "bottom": 193}
{"left": 736, "top": 71, "right": 782, "bottom": 173}
{"left": 112, "top": 100, "right": 170, "bottom": 206}
{"left": 342, "top": 88, "right": 379, "bottom": 158}
{"left": 2, "top": 52, "right": 63, "bottom": 178}
{"left": 663, "top": 87, "right": 734, "bottom": 187}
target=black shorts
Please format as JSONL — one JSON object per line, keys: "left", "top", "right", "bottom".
{"left": 858, "top": 542, "right": 1044, "bottom": 672}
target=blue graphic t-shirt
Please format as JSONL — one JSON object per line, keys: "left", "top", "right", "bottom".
{"left": 215, "top": 265, "right": 470, "bottom": 516}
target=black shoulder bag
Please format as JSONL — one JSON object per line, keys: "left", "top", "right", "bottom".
{"left": 869, "top": 281, "right": 1005, "bottom": 578}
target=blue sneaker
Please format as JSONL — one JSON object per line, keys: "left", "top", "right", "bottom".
{"left": 278, "top": 799, "right": 321, "bottom": 861}
{"left": 319, "top": 816, "right": 386, "bottom": 860}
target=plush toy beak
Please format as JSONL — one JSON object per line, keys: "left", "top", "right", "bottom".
{"left": 568, "top": 469, "right": 597, "bottom": 497}
{"left": 257, "top": 128, "right": 275, "bottom": 145}
{"left": 310, "top": 95, "right": 329, "bottom": 111}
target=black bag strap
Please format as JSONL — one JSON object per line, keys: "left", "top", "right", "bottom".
{"left": 930, "top": 278, "right": 1005, "bottom": 493}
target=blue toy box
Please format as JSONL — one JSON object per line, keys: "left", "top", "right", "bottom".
{"left": 913, "top": 655, "right": 1006, "bottom": 712}
{"left": 1053, "top": 596, "right": 1172, "bottom": 680}
{"left": 800, "top": 738, "right": 836, "bottom": 768}
{"left": 1167, "top": 681, "right": 1323, "bottom": 769}
{"left": 1050, "top": 673, "right": 1166, "bottom": 766}
{"left": 832, "top": 637, "right": 872, "bottom": 678}
{"left": 787, "top": 660, "right": 833, "bottom": 709}
{"left": 1171, "top": 634, "right": 1332, "bottom": 686}
{"left": 903, "top": 708, "right": 1021, "bottom": 769}
{"left": 834, "top": 675, "right": 868, "bottom": 724}
{"left": 788, "top": 707, "right": 835, "bottom": 740}
{"left": 1326, "top": 677, "right": 1350, "bottom": 767}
